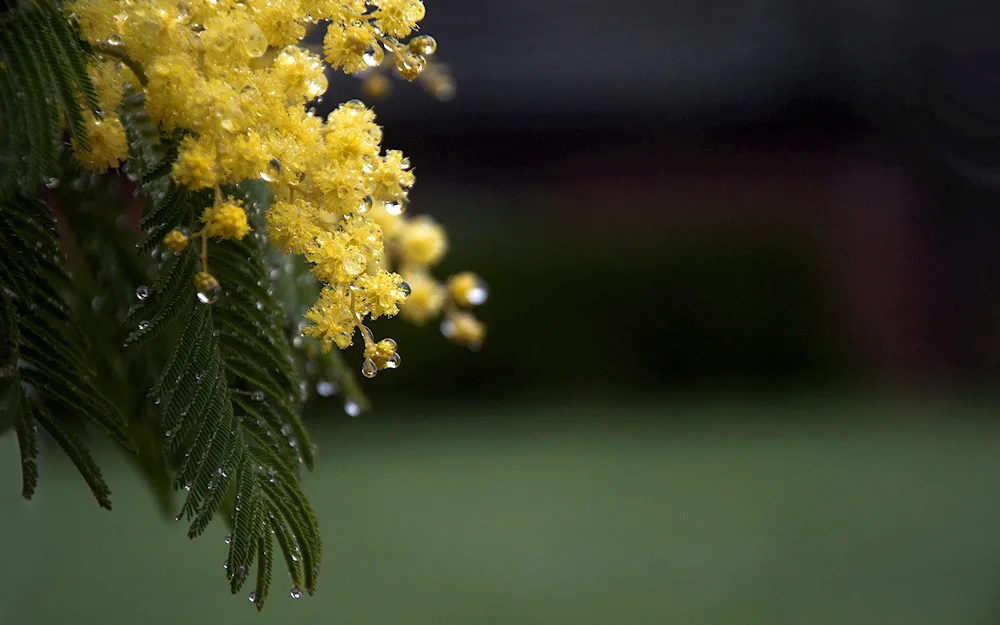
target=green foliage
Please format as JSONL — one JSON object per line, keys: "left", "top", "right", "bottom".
{"left": 0, "top": 195, "right": 132, "bottom": 508}
{"left": 0, "top": 0, "right": 99, "bottom": 197}
{"left": 121, "top": 88, "right": 322, "bottom": 608}
{"left": 0, "top": 14, "right": 369, "bottom": 611}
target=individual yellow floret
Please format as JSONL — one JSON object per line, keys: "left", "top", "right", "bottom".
{"left": 202, "top": 198, "right": 251, "bottom": 240}
{"left": 397, "top": 215, "right": 447, "bottom": 267}
{"left": 171, "top": 136, "right": 218, "bottom": 190}
{"left": 353, "top": 270, "right": 408, "bottom": 319}
{"left": 163, "top": 228, "right": 191, "bottom": 253}
{"left": 74, "top": 114, "right": 128, "bottom": 173}
{"left": 371, "top": 0, "right": 425, "bottom": 38}
{"left": 266, "top": 199, "right": 324, "bottom": 255}
{"left": 399, "top": 271, "right": 443, "bottom": 325}
{"left": 301, "top": 286, "right": 356, "bottom": 352}
{"left": 323, "top": 20, "right": 380, "bottom": 74}
{"left": 440, "top": 311, "right": 485, "bottom": 350}
{"left": 371, "top": 149, "right": 414, "bottom": 203}
{"left": 447, "top": 271, "right": 489, "bottom": 307}
{"left": 364, "top": 338, "right": 400, "bottom": 370}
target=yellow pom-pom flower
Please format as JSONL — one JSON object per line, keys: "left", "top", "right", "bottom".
{"left": 202, "top": 198, "right": 251, "bottom": 240}
{"left": 447, "top": 271, "right": 488, "bottom": 307}
{"left": 397, "top": 215, "right": 447, "bottom": 267}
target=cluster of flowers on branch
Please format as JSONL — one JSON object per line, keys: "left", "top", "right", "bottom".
{"left": 67, "top": 0, "right": 486, "bottom": 377}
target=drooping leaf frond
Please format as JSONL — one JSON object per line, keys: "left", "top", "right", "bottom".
{"left": 0, "top": 0, "right": 99, "bottom": 197}
{"left": 0, "top": 195, "right": 132, "bottom": 508}
{"left": 122, "top": 90, "right": 321, "bottom": 609}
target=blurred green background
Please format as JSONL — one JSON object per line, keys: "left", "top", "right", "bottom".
{"left": 7, "top": 0, "right": 1000, "bottom": 623}
{"left": 7, "top": 397, "right": 1000, "bottom": 624}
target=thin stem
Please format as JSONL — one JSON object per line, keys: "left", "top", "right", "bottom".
{"left": 92, "top": 43, "right": 148, "bottom": 86}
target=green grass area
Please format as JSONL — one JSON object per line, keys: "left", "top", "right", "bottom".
{"left": 4, "top": 396, "right": 1000, "bottom": 624}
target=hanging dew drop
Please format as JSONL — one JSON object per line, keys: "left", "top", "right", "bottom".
{"left": 386, "top": 352, "right": 401, "bottom": 369}
{"left": 466, "top": 281, "right": 488, "bottom": 305}
{"left": 358, "top": 195, "right": 373, "bottom": 213}
{"left": 195, "top": 273, "right": 221, "bottom": 304}
{"left": 290, "top": 587, "right": 302, "bottom": 599}
{"left": 408, "top": 35, "right": 437, "bottom": 55}
{"left": 344, "top": 399, "right": 361, "bottom": 417}
{"left": 136, "top": 285, "right": 149, "bottom": 300}
{"left": 223, "top": 559, "right": 229, "bottom": 570}
{"left": 361, "top": 358, "right": 378, "bottom": 378}
{"left": 224, "top": 535, "right": 231, "bottom": 545}
{"left": 248, "top": 592, "right": 256, "bottom": 603}
{"left": 362, "top": 42, "right": 384, "bottom": 67}
{"left": 399, "top": 280, "right": 411, "bottom": 297}
{"left": 251, "top": 391, "right": 265, "bottom": 401}
{"left": 280, "top": 423, "right": 292, "bottom": 436}
{"left": 384, "top": 196, "right": 408, "bottom": 216}
{"left": 106, "top": 33, "right": 123, "bottom": 45}
{"left": 45, "top": 177, "right": 60, "bottom": 189}
{"left": 137, "top": 320, "right": 150, "bottom": 331}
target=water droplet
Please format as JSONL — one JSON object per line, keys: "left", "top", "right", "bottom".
{"left": 342, "top": 251, "right": 367, "bottom": 275}
{"left": 394, "top": 52, "right": 426, "bottom": 81}
{"left": 91, "top": 296, "right": 104, "bottom": 312}
{"left": 398, "top": 280, "right": 411, "bottom": 297}
{"left": 196, "top": 276, "right": 221, "bottom": 304}
{"left": 408, "top": 35, "right": 437, "bottom": 55}
{"left": 136, "top": 285, "right": 149, "bottom": 300}
{"left": 106, "top": 34, "right": 123, "bottom": 45}
{"left": 223, "top": 559, "right": 229, "bottom": 570}
{"left": 361, "top": 358, "right": 378, "bottom": 379}
{"left": 292, "top": 336, "right": 303, "bottom": 348}
{"left": 467, "top": 281, "right": 488, "bottom": 305}
{"left": 224, "top": 535, "right": 231, "bottom": 544}
{"left": 251, "top": 391, "right": 265, "bottom": 402}
{"left": 384, "top": 196, "right": 408, "bottom": 216}
{"left": 344, "top": 399, "right": 361, "bottom": 417}
{"left": 316, "top": 381, "right": 336, "bottom": 397}
{"left": 137, "top": 320, "right": 150, "bottom": 331}
{"left": 358, "top": 195, "right": 373, "bottom": 214}
{"left": 289, "top": 587, "right": 302, "bottom": 599}
{"left": 45, "top": 177, "right": 60, "bottom": 189}
{"left": 237, "top": 565, "right": 246, "bottom": 577}
{"left": 244, "top": 24, "right": 268, "bottom": 58}
{"left": 386, "top": 352, "right": 401, "bottom": 369}
{"left": 280, "top": 423, "right": 292, "bottom": 436}
{"left": 248, "top": 592, "right": 256, "bottom": 603}
{"left": 440, "top": 318, "right": 455, "bottom": 338}
{"left": 362, "top": 43, "right": 384, "bottom": 69}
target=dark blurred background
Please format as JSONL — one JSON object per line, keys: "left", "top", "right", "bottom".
{"left": 323, "top": 0, "right": 1000, "bottom": 403}
{"left": 7, "top": 2, "right": 1000, "bottom": 624}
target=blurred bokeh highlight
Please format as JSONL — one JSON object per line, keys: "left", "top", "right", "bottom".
{"left": 6, "top": 1, "right": 1000, "bottom": 623}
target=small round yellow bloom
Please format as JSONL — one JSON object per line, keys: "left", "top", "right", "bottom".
{"left": 163, "top": 228, "right": 190, "bottom": 253}
{"left": 447, "top": 271, "right": 488, "bottom": 307}
{"left": 202, "top": 198, "right": 251, "bottom": 240}
{"left": 440, "top": 311, "right": 485, "bottom": 350}
{"left": 74, "top": 114, "right": 129, "bottom": 173}
{"left": 372, "top": 0, "right": 425, "bottom": 38}
{"left": 364, "top": 338, "right": 400, "bottom": 370}
{"left": 323, "top": 20, "right": 379, "bottom": 75}
{"left": 399, "top": 271, "right": 443, "bottom": 325}
{"left": 353, "top": 270, "right": 408, "bottom": 319}
{"left": 193, "top": 272, "right": 221, "bottom": 304}
{"left": 172, "top": 136, "right": 218, "bottom": 190}
{"left": 397, "top": 215, "right": 447, "bottom": 267}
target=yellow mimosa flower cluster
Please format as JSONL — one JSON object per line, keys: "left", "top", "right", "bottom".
{"left": 68, "top": 0, "right": 485, "bottom": 378}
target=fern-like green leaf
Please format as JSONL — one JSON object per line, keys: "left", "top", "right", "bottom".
{"left": 123, "top": 91, "right": 323, "bottom": 607}
{"left": 0, "top": 1, "right": 98, "bottom": 196}
{"left": 0, "top": 195, "right": 132, "bottom": 508}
